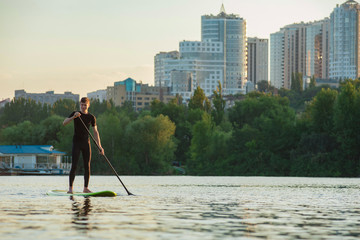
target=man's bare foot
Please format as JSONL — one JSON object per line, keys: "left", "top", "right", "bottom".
{"left": 67, "top": 187, "right": 73, "bottom": 194}
{"left": 83, "top": 188, "right": 92, "bottom": 193}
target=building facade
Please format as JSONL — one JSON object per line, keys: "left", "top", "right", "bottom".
{"left": 155, "top": 5, "right": 247, "bottom": 97}
{"left": 247, "top": 37, "right": 269, "bottom": 87}
{"left": 15, "top": 90, "right": 79, "bottom": 105}
{"left": 0, "top": 145, "right": 68, "bottom": 175}
{"left": 270, "top": 20, "right": 330, "bottom": 89}
{"left": 107, "top": 78, "right": 174, "bottom": 111}
{"left": 154, "top": 51, "right": 180, "bottom": 87}
{"left": 329, "top": 0, "right": 360, "bottom": 80}
{"left": 87, "top": 89, "right": 107, "bottom": 102}
{"left": 201, "top": 5, "right": 247, "bottom": 93}
{"left": 270, "top": 31, "right": 285, "bottom": 89}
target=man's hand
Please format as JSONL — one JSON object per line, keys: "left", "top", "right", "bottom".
{"left": 99, "top": 146, "right": 105, "bottom": 155}
{"left": 73, "top": 112, "right": 81, "bottom": 119}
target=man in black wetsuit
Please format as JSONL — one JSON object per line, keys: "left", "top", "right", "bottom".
{"left": 63, "top": 97, "right": 104, "bottom": 193}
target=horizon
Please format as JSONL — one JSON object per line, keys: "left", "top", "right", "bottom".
{"left": 0, "top": 0, "right": 344, "bottom": 100}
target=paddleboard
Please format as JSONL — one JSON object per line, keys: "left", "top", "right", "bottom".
{"left": 47, "top": 190, "right": 117, "bottom": 197}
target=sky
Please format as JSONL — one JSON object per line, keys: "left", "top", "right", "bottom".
{"left": 0, "top": 0, "right": 344, "bottom": 100}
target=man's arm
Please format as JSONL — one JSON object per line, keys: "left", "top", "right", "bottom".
{"left": 93, "top": 125, "right": 105, "bottom": 155}
{"left": 63, "top": 112, "right": 80, "bottom": 126}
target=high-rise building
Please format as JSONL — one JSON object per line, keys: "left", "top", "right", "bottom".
{"left": 270, "top": 31, "right": 285, "bottom": 89}
{"left": 154, "top": 5, "right": 247, "bottom": 98}
{"left": 154, "top": 51, "right": 179, "bottom": 87}
{"left": 306, "top": 20, "right": 326, "bottom": 78}
{"left": 329, "top": 0, "right": 360, "bottom": 80}
{"left": 283, "top": 23, "right": 308, "bottom": 89}
{"left": 270, "top": 21, "right": 330, "bottom": 89}
{"left": 247, "top": 37, "right": 269, "bottom": 86}
{"left": 201, "top": 5, "right": 247, "bottom": 93}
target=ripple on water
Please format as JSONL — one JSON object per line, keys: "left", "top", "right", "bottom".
{"left": 0, "top": 176, "right": 360, "bottom": 239}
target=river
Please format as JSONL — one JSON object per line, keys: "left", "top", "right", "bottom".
{"left": 0, "top": 176, "right": 359, "bottom": 239}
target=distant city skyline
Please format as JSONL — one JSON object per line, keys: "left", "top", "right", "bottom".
{"left": 0, "top": 0, "right": 343, "bottom": 99}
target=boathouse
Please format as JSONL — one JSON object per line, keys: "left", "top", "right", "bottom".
{"left": 0, "top": 145, "right": 68, "bottom": 175}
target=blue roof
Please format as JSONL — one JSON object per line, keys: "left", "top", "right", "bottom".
{"left": 0, "top": 145, "right": 65, "bottom": 155}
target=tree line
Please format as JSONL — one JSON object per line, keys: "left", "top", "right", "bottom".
{"left": 0, "top": 79, "right": 359, "bottom": 177}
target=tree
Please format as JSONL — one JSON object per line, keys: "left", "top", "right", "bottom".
{"left": 52, "top": 99, "right": 77, "bottom": 117}
{"left": 211, "top": 81, "right": 226, "bottom": 125}
{"left": 333, "top": 80, "right": 360, "bottom": 176}
{"left": 36, "top": 115, "right": 64, "bottom": 145}
{"left": 309, "top": 75, "right": 316, "bottom": 88}
{"left": 257, "top": 80, "right": 274, "bottom": 92}
{"left": 0, "top": 121, "right": 35, "bottom": 144}
{"left": 0, "top": 98, "right": 49, "bottom": 127}
{"left": 227, "top": 93, "right": 297, "bottom": 175}
{"left": 188, "top": 86, "right": 211, "bottom": 112}
{"left": 307, "top": 88, "right": 338, "bottom": 133}
{"left": 89, "top": 99, "right": 115, "bottom": 117}
{"left": 124, "top": 114, "right": 176, "bottom": 174}
{"left": 291, "top": 72, "right": 303, "bottom": 92}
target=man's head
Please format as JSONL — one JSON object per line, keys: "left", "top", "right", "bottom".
{"left": 80, "top": 97, "right": 90, "bottom": 113}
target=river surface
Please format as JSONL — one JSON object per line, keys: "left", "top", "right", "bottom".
{"left": 0, "top": 176, "right": 359, "bottom": 239}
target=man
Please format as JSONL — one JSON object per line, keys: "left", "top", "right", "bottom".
{"left": 63, "top": 97, "right": 104, "bottom": 193}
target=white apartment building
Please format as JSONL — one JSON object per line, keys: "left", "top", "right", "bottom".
{"left": 155, "top": 4, "right": 247, "bottom": 98}
{"left": 87, "top": 89, "right": 107, "bottom": 102}
{"left": 329, "top": 0, "right": 360, "bottom": 80}
{"left": 270, "top": 31, "right": 285, "bottom": 89}
{"left": 247, "top": 37, "right": 269, "bottom": 86}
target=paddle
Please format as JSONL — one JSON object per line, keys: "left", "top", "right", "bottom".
{"left": 78, "top": 115, "right": 134, "bottom": 196}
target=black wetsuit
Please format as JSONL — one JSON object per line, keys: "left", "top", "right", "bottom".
{"left": 68, "top": 111, "right": 96, "bottom": 188}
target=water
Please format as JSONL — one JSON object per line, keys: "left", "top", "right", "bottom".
{"left": 0, "top": 176, "right": 359, "bottom": 240}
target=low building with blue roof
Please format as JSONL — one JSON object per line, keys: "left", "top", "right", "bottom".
{"left": 0, "top": 145, "right": 69, "bottom": 175}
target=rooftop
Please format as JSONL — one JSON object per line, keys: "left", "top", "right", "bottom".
{"left": 0, "top": 145, "right": 65, "bottom": 155}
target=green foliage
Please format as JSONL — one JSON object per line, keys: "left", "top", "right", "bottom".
{"left": 124, "top": 114, "right": 176, "bottom": 174}
{"left": 211, "top": 81, "right": 226, "bottom": 125}
{"left": 2, "top": 80, "right": 360, "bottom": 177}
{"left": 227, "top": 93, "right": 297, "bottom": 176}
{"left": 0, "top": 121, "right": 35, "bottom": 144}
{"left": 309, "top": 75, "right": 316, "bottom": 88}
{"left": 0, "top": 98, "right": 49, "bottom": 127}
{"left": 306, "top": 88, "right": 338, "bottom": 132}
{"left": 89, "top": 99, "right": 115, "bottom": 117}
{"left": 52, "top": 99, "right": 77, "bottom": 117}
{"left": 257, "top": 80, "right": 274, "bottom": 92}
{"left": 291, "top": 72, "right": 303, "bottom": 92}
{"left": 188, "top": 86, "right": 211, "bottom": 112}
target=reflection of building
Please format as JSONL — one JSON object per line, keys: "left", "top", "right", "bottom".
{"left": 87, "top": 89, "right": 107, "bottom": 102}
{"left": 106, "top": 78, "right": 174, "bottom": 111}
{"left": 155, "top": 4, "right": 247, "bottom": 97}
{"left": 0, "top": 145, "right": 68, "bottom": 175}
{"left": 247, "top": 37, "right": 269, "bottom": 86}
{"left": 15, "top": 90, "right": 79, "bottom": 105}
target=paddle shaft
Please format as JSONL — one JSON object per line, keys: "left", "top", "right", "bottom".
{"left": 77, "top": 115, "right": 133, "bottom": 195}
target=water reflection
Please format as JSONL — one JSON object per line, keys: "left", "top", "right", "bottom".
{"left": 70, "top": 196, "right": 93, "bottom": 232}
